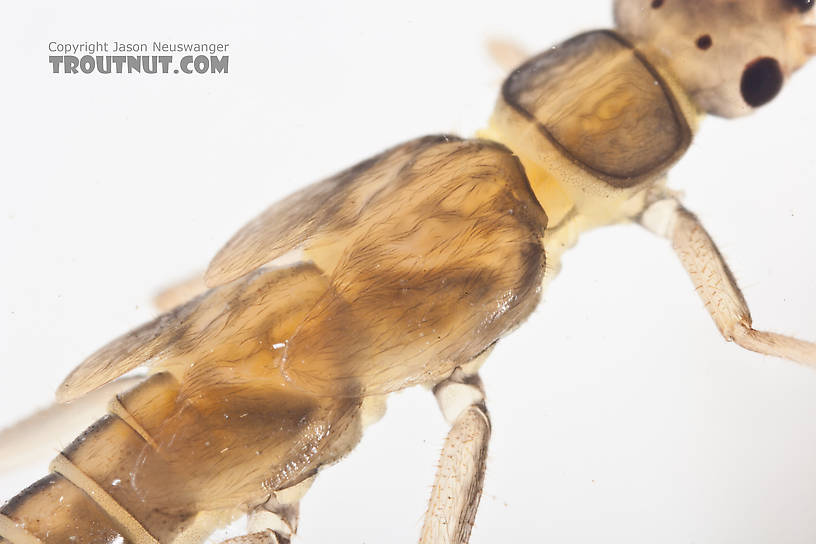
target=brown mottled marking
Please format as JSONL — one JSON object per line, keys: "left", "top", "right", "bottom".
{"left": 0, "top": 473, "right": 125, "bottom": 543}
{"left": 6, "top": 137, "right": 546, "bottom": 543}
{"left": 3, "top": 2, "right": 815, "bottom": 541}
{"left": 58, "top": 138, "right": 546, "bottom": 400}
{"left": 49, "top": 454, "right": 159, "bottom": 544}
{"left": 503, "top": 30, "right": 691, "bottom": 188}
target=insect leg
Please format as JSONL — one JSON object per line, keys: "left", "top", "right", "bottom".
{"left": 216, "top": 475, "right": 315, "bottom": 544}
{"left": 485, "top": 38, "right": 529, "bottom": 72}
{"left": 420, "top": 368, "right": 490, "bottom": 544}
{"left": 640, "top": 196, "right": 816, "bottom": 366}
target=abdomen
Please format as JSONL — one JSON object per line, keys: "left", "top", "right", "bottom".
{"left": 2, "top": 365, "right": 362, "bottom": 543}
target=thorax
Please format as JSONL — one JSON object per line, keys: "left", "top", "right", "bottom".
{"left": 479, "top": 29, "right": 704, "bottom": 279}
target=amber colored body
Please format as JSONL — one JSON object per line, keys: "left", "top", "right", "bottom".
{"left": 1, "top": 137, "right": 547, "bottom": 542}
{"left": 1, "top": 31, "right": 680, "bottom": 543}
{"left": 1, "top": 3, "right": 814, "bottom": 540}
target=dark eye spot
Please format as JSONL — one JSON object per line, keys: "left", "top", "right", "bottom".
{"left": 696, "top": 35, "right": 712, "bottom": 50}
{"left": 741, "top": 57, "right": 783, "bottom": 108}
{"left": 786, "top": 0, "right": 814, "bottom": 13}
{"left": 651, "top": 0, "right": 664, "bottom": 8}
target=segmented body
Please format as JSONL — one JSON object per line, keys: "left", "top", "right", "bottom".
{"left": 2, "top": 0, "right": 813, "bottom": 537}
{"left": 0, "top": 137, "right": 548, "bottom": 543}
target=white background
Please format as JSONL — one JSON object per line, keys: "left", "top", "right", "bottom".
{"left": 1, "top": 1, "right": 816, "bottom": 542}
